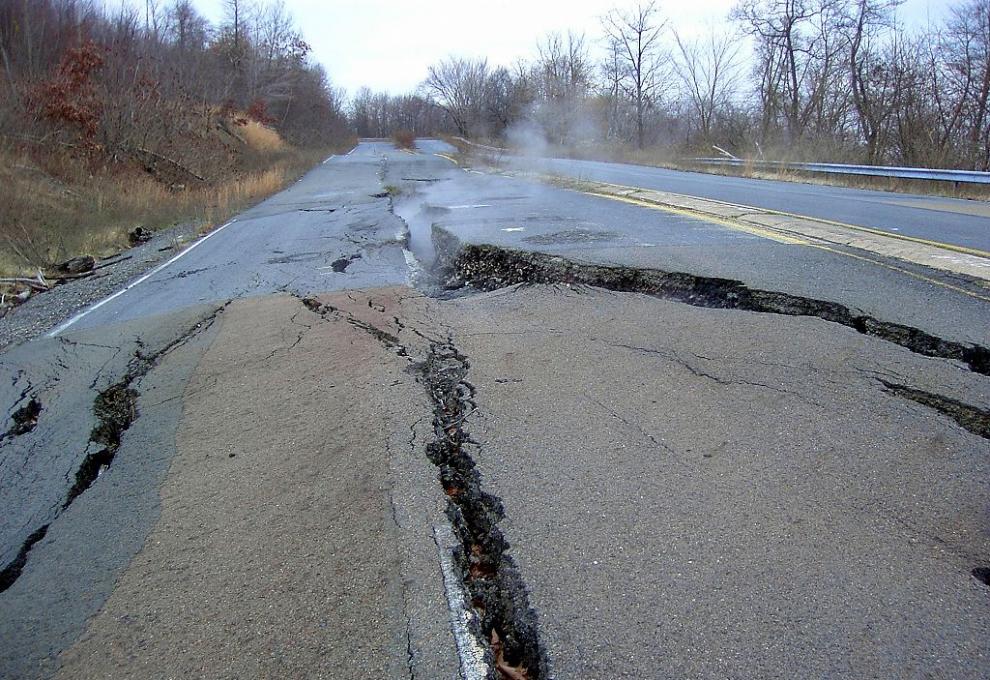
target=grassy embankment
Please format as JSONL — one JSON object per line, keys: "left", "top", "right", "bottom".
{"left": 0, "top": 121, "right": 354, "bottom": 277}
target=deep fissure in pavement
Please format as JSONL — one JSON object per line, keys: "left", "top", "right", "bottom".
{"left": 0, "top": 525, "right": 49, "bottom": 592}
{"left": 420, "top": 341, "right": 547, "bottom": 680}
{"left": 63, "top": 383, "right": 139, "bottom": 508}
{"left": 880, "top": 381, "right": 990, "bottom": 441}
{"left": 0, "top": 305, "right": 227, "bottom": 593}
{"left": 298, "top": 295, "right": 547, "bottom": 679}
{"left": 0, "top": 377, "right": 139, "bottom": 594}
{"left": 434, "top": 236, "right": 990, "bottom": 376}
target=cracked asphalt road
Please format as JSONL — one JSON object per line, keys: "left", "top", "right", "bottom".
{"left": 1, "top": 139, "right": 988, "bottom": 679}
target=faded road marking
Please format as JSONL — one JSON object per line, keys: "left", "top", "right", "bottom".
{"left": 433, "top": 523, "right": 489, "bottom": 680}
{"left": 47, "top": 220, "right": 237, "bottom": 336}
{"left": 586, "top": 191, "right": 809, "bottom": 245}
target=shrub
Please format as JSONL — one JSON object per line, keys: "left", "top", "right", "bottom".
{"left": 392, "top": 129, "right": 416, "bottom": 149}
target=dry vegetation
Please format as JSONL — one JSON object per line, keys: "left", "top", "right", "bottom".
{"left": 392, "top": 129, "right": 417, "bottom": 150}
{"left": 0, "top": 0, "right": 354, "bottom": 279}
{"left": 0, "top": 129, "right": 345, "bottom": 277}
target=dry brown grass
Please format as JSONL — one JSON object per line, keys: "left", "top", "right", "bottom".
{"left": 0, "top": 142, "right": 328, "bottom": 277}
{"left": 240, "top": 121, "right": 286, "bottom": 153}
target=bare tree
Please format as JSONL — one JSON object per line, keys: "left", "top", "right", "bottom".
{"left": 732, "top": 0, "right": 849, "bottom": 145}
{"left": 845, "top": 0, "right": 901, "bottom": 163}
{"left": 942, "top": 0, "right": 990, "bottom": 168}
{"left": 167, "top": 0, "right": 210, "bottom": 52}
{"left": 424, "top": 57, "right": 489, "bottom": 136}
{"left": 602, "top": 2, "right": 668, "bottom": 148}
{"left": 672, "top": 28, "right": 743, "bottom": 145}
{"left": 599, "top": 36, "right": 627, "bottom": 140}
{"left": 532, "top": 31, "right": 593, "bottom": 144}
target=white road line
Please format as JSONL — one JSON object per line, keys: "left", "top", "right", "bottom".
{"left": 433, "top": 523, "right": 489, "bottom": 680}
{"left": 446, "top": 204, "right": 492, "bottom": 209}
{"left": 501, "top": 227, "right": 525, "bottom": 232}
{"left": 47, "top": 220, "right": 237, "bottom": 337}
{"left": 401, "top": 248, "right": 422, "bottom": 286}
{"left": 322, "top": 155, "right": 335, "bottom": 164}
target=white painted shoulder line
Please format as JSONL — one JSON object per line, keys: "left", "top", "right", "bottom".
{"left": 46, "top": 220, "right": 237, "bottom": 337}
{"left": 433, "top": 523, "right": 489, "bottom": 680}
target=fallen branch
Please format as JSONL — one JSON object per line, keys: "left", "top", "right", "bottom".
{"left": 0, "top": 277, "right": 49, "bottom": 291}
{"left": 130, "top": 146, "right": 207, "bottom": 184}
{"left": 712, "top": 144, "right": 738, "bottom": 160}
{"left": 94, "top": 255, "right": 132, "bottom": 270}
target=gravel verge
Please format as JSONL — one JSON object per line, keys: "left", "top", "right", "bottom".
{"left": 0, "top": 222, "right": 201, "bottom": 351}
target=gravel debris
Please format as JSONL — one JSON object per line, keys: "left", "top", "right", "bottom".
{"left": 0, "top": 222, "right": 201, "bottom": 351}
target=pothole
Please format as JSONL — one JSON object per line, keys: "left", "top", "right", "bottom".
{"left": 522, "top": 228, "right": 621, "bottom": 245}
{"left": 331, "top": 253, "right": 361, "bottom": 273}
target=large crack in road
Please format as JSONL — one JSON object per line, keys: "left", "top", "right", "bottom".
{"left": 3, "top": 140, "right": 988, "bottom": 679}
{"left": 0, "top": 303, "right": 228, "bottom": 594}
{"left": 420, "top": 340, "right": 547, "bottom": 679}
{"left": 297, "top": 293, "right": 547, "bottom": 679}
{"left": 432, "top": 229, "right": 990, "bottom": 377}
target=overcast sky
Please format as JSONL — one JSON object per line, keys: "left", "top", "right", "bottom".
{"left": 176, "top": 0, "right": 951, "bottom": 97}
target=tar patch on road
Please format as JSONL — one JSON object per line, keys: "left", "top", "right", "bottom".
{"left": 522, "top": 228, "right": 620, "bottom": 245}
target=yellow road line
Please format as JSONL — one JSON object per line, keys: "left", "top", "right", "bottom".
{"left": 589, "top": 178, "right": 990, "bottom": 259}
{"left": 435, "top": 153, "right": 458, "bottom": 164}
{"left": 807, "top": 244, "right": 990, "bottom": 303}
{"left": 577, "top": 186, "right": 990, "bottom": 302}
{"left": 585, "top": 191, "right": 809, "bottom": 246}
{"left": 744, "top": 204, "right": 990, "bottom": 259}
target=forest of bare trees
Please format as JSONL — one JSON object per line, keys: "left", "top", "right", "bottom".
{"left": 0, "top": 0, "right": 350, "bottom": 172}
{"left": 0, "top": 0, "right": 354, "bottom": 273}
{"left": 412, "top": 0, "right": 990, "bottom": 171}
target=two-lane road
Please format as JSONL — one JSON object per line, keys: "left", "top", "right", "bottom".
{"left": 1, "top": 140, "right": 988, "bottom": 680}
{"left": 526, "top": 155, "right": 990, "bottom": 252}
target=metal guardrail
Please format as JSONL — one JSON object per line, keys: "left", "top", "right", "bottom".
{"left": 690, "top": 158, "right": 990, "bottom": 185}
